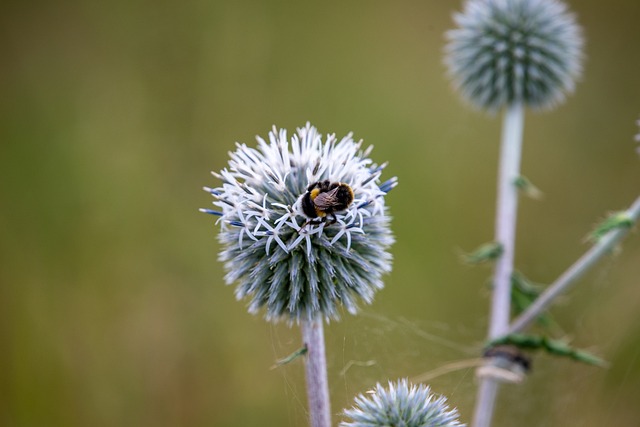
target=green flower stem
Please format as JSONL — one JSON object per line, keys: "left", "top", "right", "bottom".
{"left": 509, "top": 194, "right": 640, "bottom": 334}
{"left": 302, "top": 317, "right": 331, "bottom": 427}
{"left": 473, "top": 102, "right": 525, "bottom": 427}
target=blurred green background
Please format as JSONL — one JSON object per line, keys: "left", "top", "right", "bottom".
{"left": 2, "top": 0, "right": 640, "bottom": 426}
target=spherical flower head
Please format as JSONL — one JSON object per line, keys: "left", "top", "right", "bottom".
{"left": 444, "top": 0, "right": 584, "bottom": 112}
{"left": 340, "top": 379, "right": 465, "bottom": 427}
{"left": 202, "top": 123, "right": 397, "bottom": 324}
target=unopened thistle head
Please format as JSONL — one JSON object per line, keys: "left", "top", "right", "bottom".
{"left": 444, "top": 0, "right": 584, "bottom": 111}
{"left": 341, "top": 379, "right": 465, "bottom": 427}
{"left": 202, "top": 123, "right": 396, "bottom": 324}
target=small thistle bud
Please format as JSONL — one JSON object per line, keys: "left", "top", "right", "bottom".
{"left": 341, "top": 379, "right": 465, "bottom": 427}
{"left": 444, "top": 0, "right": 584, "bottom": 111}
{"left": 202, "top": 123, "right": 396, "bottom": 323}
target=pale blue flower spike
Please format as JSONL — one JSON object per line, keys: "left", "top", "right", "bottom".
{"left": 203, "top": 123, "right": 396, "bottom": 324}
{"left": 445, "top": 0, "right": 584, "bottom": 112}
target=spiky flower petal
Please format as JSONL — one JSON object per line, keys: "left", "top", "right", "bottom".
{"left": 341, "top": 379, "right": 465, "bottom": 427}
{"left": 202, "top": 123, "right": 396, "bottom": 324}
{"left": 445, "top": 0, "right": 584, "bottom": 111}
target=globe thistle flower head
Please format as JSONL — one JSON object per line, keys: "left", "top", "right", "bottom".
{"left": 444, "top": 0, "right": 584, "bottom": 112}
{"left": 341, "top": 379, "right": 465, "bottom": 427}
{"left": 202, "top": 123, "right": 396, "bottom": 324}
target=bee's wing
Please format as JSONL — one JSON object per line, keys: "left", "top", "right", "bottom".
{"left": 313, "top": 187, "right": 340, "bottom": 209}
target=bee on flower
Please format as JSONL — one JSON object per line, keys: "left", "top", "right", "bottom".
{"left": 201, "top": 123, "right": 397, "bottom": 323}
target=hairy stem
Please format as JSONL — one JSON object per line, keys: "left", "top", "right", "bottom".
{"left": 472, "top": 103, "right": 524, "bottom": 427}
{"left": 473, "top": 380, "right": 500, "bottom": 427}
{"left": 301, "top": 317, "right": 331, "bottom": 427}
{"left": 489, "top": 102, "right": 524, "bottom": 338}
{"left": 509, "top": 195, "right": 640, "bottom": 333}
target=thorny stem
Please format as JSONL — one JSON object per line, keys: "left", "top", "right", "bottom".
{"left": 509, "top": 195, "right": 640, "bottom": 334}
{"left": 301, "top": 317, "right": 331, "bottom": 427}
{"left": 472, "top": 103, "right": 524, "bottom": 427}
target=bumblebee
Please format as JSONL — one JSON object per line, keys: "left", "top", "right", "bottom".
{"left": 300, "top": 180, "right": 354, "bottom": 225}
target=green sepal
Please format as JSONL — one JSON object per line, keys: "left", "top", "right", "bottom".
{"left": 271, "top": 345, "right": 308, "bottom": 369}
{"left": 588, "top": 211, "right": 634, "bottom": 243}
{"left": 464, "top": 242, "right": 503, "bottom": 264}
{"left": 514, "top": 176, "right": 543, "bottom": 199}
{"left": 510, "top": 271, "right": 553, "bottom": 327}
{"left": 487, "top": 333, "right": 607, "bottom": 367}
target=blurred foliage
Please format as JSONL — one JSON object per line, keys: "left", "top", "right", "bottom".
{"left": 1, "top": 0, "right": 640, "bottom": 426}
